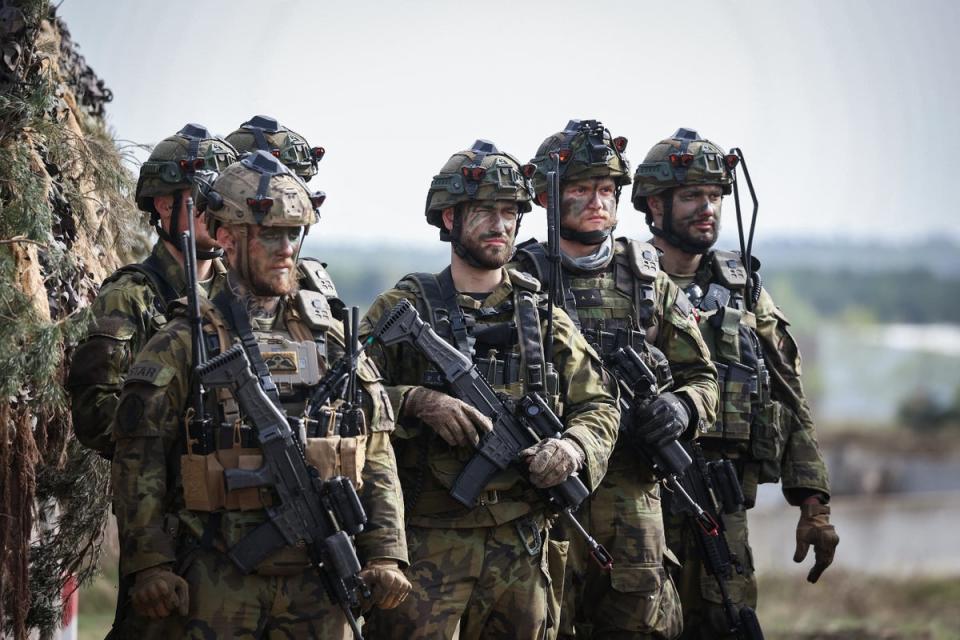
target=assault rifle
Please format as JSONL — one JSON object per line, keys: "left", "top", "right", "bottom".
{"left": 606, "top": 343, "right": 763, "bottom": 638}
{"left": 303, "top": 306, "right": 366, "bottom": 438}
{"left": 197, "top": 345, "right": 370, "bottom": 640}
{"left": 369, "top": 299, "right": 613, "bottom": 569}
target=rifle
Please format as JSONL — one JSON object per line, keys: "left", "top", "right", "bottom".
{"left": 197, "top": 345, "right": 370, "bottom": 640}
{"left": 303, "top": 306, "right": 366, "bottom": 438}
{"left": 607, "top": 342, "right": 763, "bottom": 638}
{"left": 369, "top": 299, "right": 613, "bottom": 569}
{"left": 544, "top": 159, "right": 562, "bottom": 362}
{"left": 180, "top": 196, "right": 212, "bottom": 454}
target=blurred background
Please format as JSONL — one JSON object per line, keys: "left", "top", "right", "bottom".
{"left": 56, "top": 0, "right": 960, "bottom": 637}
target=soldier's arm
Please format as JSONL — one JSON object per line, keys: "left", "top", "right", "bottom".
{"left": 754, "top": 288, "right": 831, "bottom": 504}
{"left": 549, "top": 307, "right": 620, "bottom": 492}
{"left": 359, "top": 286, "right": 428, "bottom": 439}
{"left": 111, "top": 322, "right": 191, "bottom": 576}
{"left": 652, "top": 272, "right": 719, "bottom": 434}
{"left": 68, "top": 277, "right": 158, "bottom": 456}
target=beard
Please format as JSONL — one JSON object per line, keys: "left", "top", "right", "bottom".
{"left": 246, "top": 262, "right": 299, "bottom": 297}
{"left": 459, "top": 230, "right": 515, "bottom": 269}
{"left": 669, "top": 210, "right": 721, "bottom": 254}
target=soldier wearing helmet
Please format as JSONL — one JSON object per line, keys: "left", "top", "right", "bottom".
{"left": 227, "top": 114, "right": 344, "bottom": 315}
{"left": 511, "top": 120, "right": 719, "bottom": 639}
{"left": 360, "top": 140, "right": 619, "bottom": 640}
{"left": 636, "top": 129, "right": 837, "bottom": 637}
{"left": 110, "top": 150, "right": 411, "bottom": 637}
{"left": 69, "top": 123, "right": 236, "bottom": 459}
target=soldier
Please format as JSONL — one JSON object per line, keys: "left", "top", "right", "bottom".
{"left": 68, "top": 123, "right": 236, "bottom": 458}
{"left": 111, "top": 151, "right": 410, "bottom": 638}
{"left": 633, "top": 128, "right": 839, "bottom": 637}
{"left": 226, "top": 114, "right": 344, "bottom": 314}
{"left": 512, "top": 119, "right": 719, "bottom": 639}
{"left": 360, "top": 140, "right": 620, "bottom": 640}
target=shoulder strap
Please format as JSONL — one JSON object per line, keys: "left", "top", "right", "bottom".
{"left": 518, "top": 240, "right": 583, "bottom": 331}
{"left": 400, "top": 268, "right": 474, "bottom": 359}
{"left": 513, "top": 288, "right": 547, "bottom": 394}
{"left": 105, "top": 255, "right": 180, "bottom": 315}
{"left": 711, "top": 250, "right": 749, "bottom": 289}
{"left": 612, "top": 237, "right": 658, "bottom": 326}
{"left": 211, "top": 287, "right": 282, "bottom": 406}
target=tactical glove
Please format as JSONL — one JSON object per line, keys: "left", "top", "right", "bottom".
{"left": 794, "top": 501, "right": 839, "bottom": 583}
{"left": 360, "top": 559, "right": 412, "bottom": 610}
{"left": 632, "top": 392, "right": 691, "bottom": 448}
{"left": 521, "top": 437, "right": 585, "bottom": 488}
{"left": 130, "top": 565, "right": 189, "bottom": 619}
{"left": 403, "top": 386, "right": 492, "bottom": 448}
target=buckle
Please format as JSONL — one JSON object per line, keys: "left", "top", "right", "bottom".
{"left": 478, "top": 490, "right": 499, "bottom": 506}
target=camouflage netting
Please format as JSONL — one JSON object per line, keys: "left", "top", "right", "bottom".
{"left": 0, "top": 1, "right": 149, "bottom": 637}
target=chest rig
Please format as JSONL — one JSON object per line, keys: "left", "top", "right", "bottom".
{"left": 517, "top": 238, "right": 661, "bottom": 361}
{"left": 180, "top": 288, "right": 368, "bottom": 514}
{"left": 401, "top": 267, "right": 560, "bottom": 405}
{"left": 684, "top": 251, "right": 778, "bottom": 468}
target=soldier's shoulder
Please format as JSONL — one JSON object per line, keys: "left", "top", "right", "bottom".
{"left": 92, "top": 268, "right": 158, "bottom": 312}
{"left": 507, "top": 268, "right": 541, "bottom": 292}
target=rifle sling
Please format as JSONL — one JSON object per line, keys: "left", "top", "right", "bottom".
{"left": 212, "top": 288, "right": 282, "bottom": 407}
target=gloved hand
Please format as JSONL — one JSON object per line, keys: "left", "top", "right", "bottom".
{"left": 403, "top": 386, "right": 492, "bottom": 447}
{"left": 632, "top": 392, "right": 690, "bottom": 448}
{"left": 360, "top": 559, "right": 412, "bottom": 610}
{"left": 794, "top": 500, "right": 839, "bottom": 583}
{"left": 130, "top": 565, "right": 189, "bottom": 619}
{"left": 521, "top": 438, "right": 585, "bottom": 488}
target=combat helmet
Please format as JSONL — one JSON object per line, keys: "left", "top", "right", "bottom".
{"left": 527, "top": 119, "right": 631, "bottom": 197}
{"left": 135, "top": 123, "right": 237, "bottom": 257}
{"left": 204, "top": 150, "right": 324, "bottom": 233}
{"left": 527, "top": 119, "right": 630, "bottom": 245}
{"left": 631, "top": 128, "right": 736, "bottom": 215}
{"left": 135, "top": 123, "right": 237, "bottom": 215}
{"left": 225, "top": 115, "right": 323, "bottom": 181}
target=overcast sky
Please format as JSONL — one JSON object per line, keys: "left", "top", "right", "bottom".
{"left": 58, "top": 0, "right": 960, "bottom": 248}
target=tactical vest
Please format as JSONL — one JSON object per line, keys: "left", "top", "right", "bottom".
{"left": 179, "top": 288, "right": 369, "bottom": 515}
{"left": 298, "top": 257, "right": 345, "bottom": 317}
{"left": 682, "top": 250, "right": 782, "bottom": 484}
{"left": 515, "top": 238, "right": 660, "bottom": 362}
{"left": 395, "top": 268, "right": 560, "bottom": 517}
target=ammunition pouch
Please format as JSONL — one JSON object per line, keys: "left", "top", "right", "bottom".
{"left": 751, "top": 399, "right": 784, "bottom": 484}
{"left": 180, "top": 447, "right": 270, "bottom": 512}
{"left": 304, "top": 433, "right": 368, "bottom": 490}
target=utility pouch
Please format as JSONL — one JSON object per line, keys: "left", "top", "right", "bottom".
{"left": 707, "top": 459, "right": 746, "bottom": 514}
{"left": 752, "top": 400, "right": 784, "bottom": 484}
{"left": 703, "top": 362, "right": 753, "bottom": 448}
{"left": 180, "top": 453, "right": 226, "bottom": 512}
{"left": 305, "top": 434, "right": 368, "bottom": 489}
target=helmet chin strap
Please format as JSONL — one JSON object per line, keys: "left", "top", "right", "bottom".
{"left": 648, "top": 191, "right": 711, "bottom": 255}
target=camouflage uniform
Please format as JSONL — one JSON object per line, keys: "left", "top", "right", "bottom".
{"left": 632, "top": 129, "right": 833, "bottom": 638}
{"left": 360, "top": 269, "right": 619, "bottom": 640}
{"left": 112, "top": 151, "right": 408, "bottom": 638}
{"left": 514, "top": 120, "right": 719, "bottom": 640}
{"left": 68, "top": 124, "right": 236, "bottom": 459}
{"left": 361, "top": 140, "right": 620, "bottom": 640}
{"left": 662, "top": 258, "right": 830, "bottom": 637}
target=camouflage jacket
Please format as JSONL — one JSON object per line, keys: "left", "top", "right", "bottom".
{"left": 511, "top": 238, "right": 719, "bottom": 453}
{"left": 67, "top": 240, "right": 226, "bottom": 456}
{"left": 359, "top": 267, "right": 620, "bottom": 529}
{"left": 668, "top": 250, "right": 830, "bottom": 503}
{"left": 111, "top": 274, "right": 407, "bottom": 576}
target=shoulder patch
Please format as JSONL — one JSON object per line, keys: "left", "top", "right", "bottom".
{"left": 672, "top": 289, "right": 694, "bottom": 317}
{"left": 125, "top": 361, "right": 176, "bottom": 387}
{"left": 508, "top": 268, "right": 542, "bottom": 292}
{"left": 296, "top": 289, "right": 334, "bottom": 330}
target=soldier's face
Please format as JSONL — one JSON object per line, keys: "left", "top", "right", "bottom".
{"left": 444, "top": 200, "right": 519, "bottom": 269}
{"left": 156, "top": 189, "right": 218, "bottom": 251}
{"left": 667, "top": 184, "right": 724, "bottom": 251}
{"left": 560, "top": 177, "right": 618, "bottom": 236}
{"left": 245, "top": 224, "right": 303, "bottom": 296}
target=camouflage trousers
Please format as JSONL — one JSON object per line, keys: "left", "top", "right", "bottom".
{"left": 365, "top": 519, "right": 555, "bottom": 640}
{"left": 663, "top": 506, "right": 757, "bottom": 639}
{"left": 114, "top": 547, "right": 353, "bottom": 639}
{"left": 557, "top": 463, "right": 683, "bottom": 640}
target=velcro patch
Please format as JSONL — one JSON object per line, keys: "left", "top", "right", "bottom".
{"left": 125, "top": 361, "right": 175, "bottom": 387}
{"left": 264, "top": 351, "right": 299, "bottom": 373}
